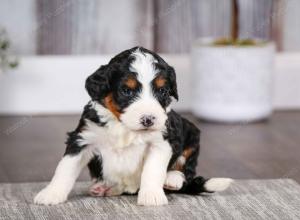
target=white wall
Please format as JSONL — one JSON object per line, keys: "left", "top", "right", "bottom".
{"left": 0, "top": 53, "right": 299, "bottom": 115}
{"left": 283, "top": 0, "right": 300, "bottom": 51}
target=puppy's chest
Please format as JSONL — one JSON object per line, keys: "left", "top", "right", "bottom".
{"left": 100, "top": 141, "right": 147, "bottom": 180}
{"left": 86, "top": 121, "right": 151, "bottom": 177}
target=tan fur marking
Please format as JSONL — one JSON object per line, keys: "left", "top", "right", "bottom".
{"left": 155, "top": 76, "right": 166, "bottom": 88}
{"left": 173, "top": 161, "right": 184, "bottom": 171}
{"left": 172, "top": 147, "right": 194, "bottom": 171}
{"left": 182, "top": 147, "right": 194, "bottom": 159}
{"left": 125, "top": 78, "right": 137, "bottom": 89}
{"left": 104, "top": 93, "right": 121, "bottom": 119}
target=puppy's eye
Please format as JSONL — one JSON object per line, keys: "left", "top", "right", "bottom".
{"left": 121, "top": 87, "right": 134, "bottom": 97}
{"left": 158, "top": 87, "right": 169, "bottom": 97}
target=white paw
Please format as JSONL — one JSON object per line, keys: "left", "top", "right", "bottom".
{"left": 164, "top": 170, "right": 185, "bottom": 190}
{"left": 204, "top": 178, "right": 234, "bottom": 192}
{"left": 137, "top": 188, "right": 168, "bottom": 206}
{"left": 34, "top": 187, "right": 67, "bottom": 205}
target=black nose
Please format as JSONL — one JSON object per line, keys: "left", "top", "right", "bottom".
{"left": 140, "top": 115, "right": 156, "bottom": 128}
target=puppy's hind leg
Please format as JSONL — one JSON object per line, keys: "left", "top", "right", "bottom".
{"left": 172, "top": 119, "right": 232, "bottom": 194}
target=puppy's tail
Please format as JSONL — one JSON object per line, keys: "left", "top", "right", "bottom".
{"left": 179, "top": 176, "right": 233, "bottom": 194}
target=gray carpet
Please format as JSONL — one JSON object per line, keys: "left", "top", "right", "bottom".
{"left": 0, "top": 179, "right": 300, "bottom": 220}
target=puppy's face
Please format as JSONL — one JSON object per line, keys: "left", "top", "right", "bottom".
{"left": 86, "top": 47, "right": 178, "bottom": 131}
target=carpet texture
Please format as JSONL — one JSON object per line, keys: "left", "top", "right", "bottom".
{"left": 0, "top": 179, "right": 300, "bottom": 220}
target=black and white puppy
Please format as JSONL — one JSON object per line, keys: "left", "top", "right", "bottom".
{"left": 34, "top": 47, "right": 232, "bottom": 206}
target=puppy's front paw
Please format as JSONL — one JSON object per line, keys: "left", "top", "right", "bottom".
{"left": 137, "top": 188, "right": 168, "bottom": 206}
{"left": 34, "top": 187, "right": 67, "bottom": 205}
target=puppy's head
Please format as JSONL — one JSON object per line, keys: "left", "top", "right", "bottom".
{"left": 85, "top": 47, "right": 178, "bottom": 131}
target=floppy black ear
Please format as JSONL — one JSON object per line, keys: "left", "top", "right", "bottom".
{"left": 167, "top": 66, "right": 178, "bottom": 100}
{"left": 85, "top": 65, "right": 111, "bottom": 102}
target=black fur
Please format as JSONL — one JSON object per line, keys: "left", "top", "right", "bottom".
{"left": 88, "top": 155, "right": 103, "bottom": 181}
{"left": 164, "top": 110, "right": 200, "bottom": 182}
{"left": 64, "top": 102, "right": 106, "bottom": 155}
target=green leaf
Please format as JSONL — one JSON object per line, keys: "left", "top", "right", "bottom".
{"left": 0, "top": 40, "right": 9, "bottom": 50}
{"left": 9, "top": 60, "right": 18, "bottom": 68}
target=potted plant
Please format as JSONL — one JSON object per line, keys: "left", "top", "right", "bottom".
{"left": 0, "top": 29, "right": 18, "bottom": 74}
{"left": 191, "top": 0, "right": 275, "bottom": 123}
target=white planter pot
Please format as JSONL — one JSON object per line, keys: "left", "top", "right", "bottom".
{"left": 191, "top": 38, "right": 275, "bottom": 123}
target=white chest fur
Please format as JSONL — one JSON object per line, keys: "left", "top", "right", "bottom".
{"left": 79, "top": 116, "right": 164, "bottom": 192}
{"left": 98, "top": 122, "right": 148, "bottom": 184}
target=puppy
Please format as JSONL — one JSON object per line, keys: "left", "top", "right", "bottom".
{"left": 34, "top": 47, "right": 232, "bottom": 206}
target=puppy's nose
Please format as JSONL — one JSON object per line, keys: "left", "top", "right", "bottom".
{"left": 140, "top": 115, "right": 156, "bottom": 128}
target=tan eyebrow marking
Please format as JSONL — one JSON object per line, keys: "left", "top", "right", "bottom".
{"left": 154, "top": 76, "right": 166, "bottom": 88}
{"left": 124, "top": 77, "right": 137, "bottom": 89}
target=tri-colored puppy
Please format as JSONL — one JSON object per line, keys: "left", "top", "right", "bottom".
{"left": 34, "top": 47, "right": 232, "bottom": 206}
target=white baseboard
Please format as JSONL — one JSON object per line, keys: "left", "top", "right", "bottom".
{"left": 0, "top": 53, "right": 299, "bottom": 115}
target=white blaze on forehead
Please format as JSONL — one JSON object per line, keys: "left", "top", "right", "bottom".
{"left": 129, "top": 48, "right": 158, "bottom": 87}
{"left": 120, "top": 48, "right": 167, "bottom": 131}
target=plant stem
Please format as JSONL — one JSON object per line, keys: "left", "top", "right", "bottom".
{"left": 231, "top": 0, "right": 239, "bottom": 42}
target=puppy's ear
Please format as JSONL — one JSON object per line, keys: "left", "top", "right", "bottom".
{"left": 85, "top": 65, "right": 111, "bottom": 102}
{"left": 167, "top": 66, "right": 178, "bottom": 100}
